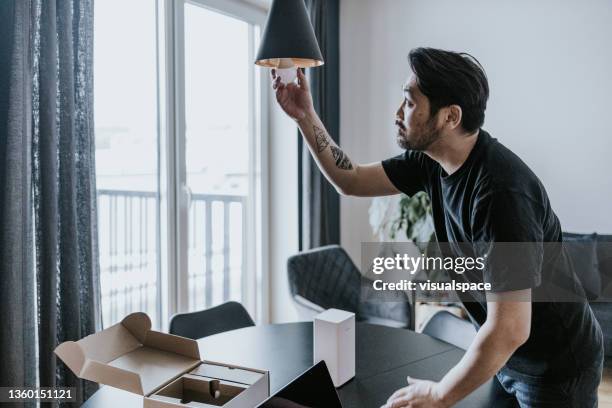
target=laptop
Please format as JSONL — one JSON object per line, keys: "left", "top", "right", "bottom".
{"left": 257, "top": 361, "right": 343, "bottom": 408}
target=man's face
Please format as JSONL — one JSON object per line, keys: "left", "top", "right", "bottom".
{"left": 395, "top": 75, "right": 443, "bottom": 151}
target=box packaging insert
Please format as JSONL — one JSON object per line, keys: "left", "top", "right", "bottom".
{"left": 54, "top": 312, "right": 269, "bottom": 407}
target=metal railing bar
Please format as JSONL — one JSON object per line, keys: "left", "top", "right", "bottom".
{"left": 241, "top": 196, "right": 247, "bottom": 304}
{"left": 223, "top": 202, "right": 230, "bottom": 301}
{"left": 191, "top": 193, "right": 244, "bottom": 202}
{"left": 98, "top": 189, "right": 157, "bottom": 198}
{"left": 205, "top": 201, "right": 213, "bottom": 308}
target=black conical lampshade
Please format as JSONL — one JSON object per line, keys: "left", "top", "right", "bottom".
{"left": 255, "top": 0, "right": 324, "bottom": 68}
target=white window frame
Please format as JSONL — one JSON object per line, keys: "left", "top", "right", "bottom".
{"left": 157, "top": 0, "right": 270, "bottom": 329}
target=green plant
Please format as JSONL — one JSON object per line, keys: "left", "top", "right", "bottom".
{"left": 368, "top": 192, "right": 438, "bottom": 279}
{"left": 389, "top": 192, "right": 434, "bottom": 244}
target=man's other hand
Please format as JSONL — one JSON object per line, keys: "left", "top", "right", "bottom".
{"left": 382, "top": 376, "right": 448, "bottom": 408}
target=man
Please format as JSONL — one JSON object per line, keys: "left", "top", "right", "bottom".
{"left": 271, "top": 48, "right": 603, "bottom": 408}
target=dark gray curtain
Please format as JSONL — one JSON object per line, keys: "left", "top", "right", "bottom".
{"left": 299, "top": 0, "right": 340, "bottom": 250}
{"left": 0, "top": 0, "right": 37, "bottom": 405}
{"left": 0, "top": 0, "right": 100, "bottom": 406}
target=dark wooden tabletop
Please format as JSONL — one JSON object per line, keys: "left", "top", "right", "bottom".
{"left": 82, "top": 322, "right": 514, "bottom": 407}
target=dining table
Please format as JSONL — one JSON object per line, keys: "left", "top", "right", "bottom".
{"left": 82, "top": 322, "right": 516, "bottom": 407}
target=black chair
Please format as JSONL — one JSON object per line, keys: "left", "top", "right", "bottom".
{"left": 169, "top": 301, "right": 255, "bottom": 340}
{"left": 422, "top": 310, "right": 477, "bottom": 350}
{"left": 287, "top": 245, "right": 413, "bottom": 329}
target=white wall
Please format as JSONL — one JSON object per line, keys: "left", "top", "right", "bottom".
{"left": 340, "top": 0, "right": 612, "bottom": 262}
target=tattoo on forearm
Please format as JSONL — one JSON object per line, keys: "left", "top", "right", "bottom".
{"left": 311, "top": 123, "right": 352, "bottom": 170}
{"left": 330, "top": 146, "right": 354, "bottom": 170}
{"left": 314, "top": 125, "right": 330, "bottom": 153}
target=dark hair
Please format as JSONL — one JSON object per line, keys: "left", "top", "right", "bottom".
{"left": 408, "top": 47, "right": 489, "bottom": 132}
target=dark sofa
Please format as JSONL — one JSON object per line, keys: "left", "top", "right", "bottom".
{"left": 563, "top": 232, "right": 612, "bottom": 361}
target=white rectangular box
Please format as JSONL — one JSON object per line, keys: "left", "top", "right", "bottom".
{"left": 54, "top": 312, "right": 269, "bottom": 407}
{"left": 313, "top": 309, "right": 355, "bottom": 387}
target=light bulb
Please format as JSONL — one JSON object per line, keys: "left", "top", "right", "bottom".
{"left": 275, "top": 58, "right": 298, "bottom": 84}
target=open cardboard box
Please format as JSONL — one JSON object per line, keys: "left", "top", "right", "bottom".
{"left": 54, "top": 312, "right": 269, "bottom": 407}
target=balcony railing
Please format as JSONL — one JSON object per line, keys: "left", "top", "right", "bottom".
{"left": 97, "top": 189, "right": 246, "bottom": 329}
{"left": 187, "top": 193, "right": 247, "bottom": 311}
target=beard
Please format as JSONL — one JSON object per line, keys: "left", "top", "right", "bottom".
{"left": 397, "top": 118, "right": 442, "bottom": 151}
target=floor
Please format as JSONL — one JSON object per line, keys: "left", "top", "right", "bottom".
{"left": 601, "top": 366, "right": 612, "bottom": 407}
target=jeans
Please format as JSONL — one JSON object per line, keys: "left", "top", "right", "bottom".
{"left": 495, "top": 360, "right": 603, "bottom": 408}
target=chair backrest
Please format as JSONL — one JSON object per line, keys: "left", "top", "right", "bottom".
{"left": 287, "top": 245, "right": 362, "bottom": 313}
{"left": 422, "top": 310, "right": 477, "bottom": 350}
{"left": 563, "top": 232, "right": 601, "bottom": 300}
{"left": 169, "top": 301, "right": 255, "bottom": 340}
{"left": 287, "top": 245, "right": 412, "bottom": 328}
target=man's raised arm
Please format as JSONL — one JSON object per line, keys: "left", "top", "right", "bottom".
{"left": 272, "top": 69, "right": 398, "bottom": 197}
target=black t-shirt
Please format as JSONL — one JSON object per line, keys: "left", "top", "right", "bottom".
{"left": 382, "top": 129, "right": 602, "bottom": 381}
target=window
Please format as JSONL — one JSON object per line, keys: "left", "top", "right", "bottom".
{"left": 94, "top": 0, "right": 267, "bottom": 329}
{"left": 94, "top": 0, "right": 161, "bottom": 328}
{"left": 182, "top": 4, "right": 251, "bottom": 309}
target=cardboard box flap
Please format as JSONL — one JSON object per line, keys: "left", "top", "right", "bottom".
{"left": 122, "top": 311, "right": 151, "bottom": 343}
{"left": 55, "top": 340, "right": 145, "bottom": 394}
{"left": 108, "top": 346, "right": 200, "bottom": 395}
{"left": 144, "top": 330, "right": 200, "bottom": 360}
{"left": 82, "top": 359, "right": 145, "bottom": 395}
{"left": 55, "top": 312, "right": 201, "bottom": 396}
